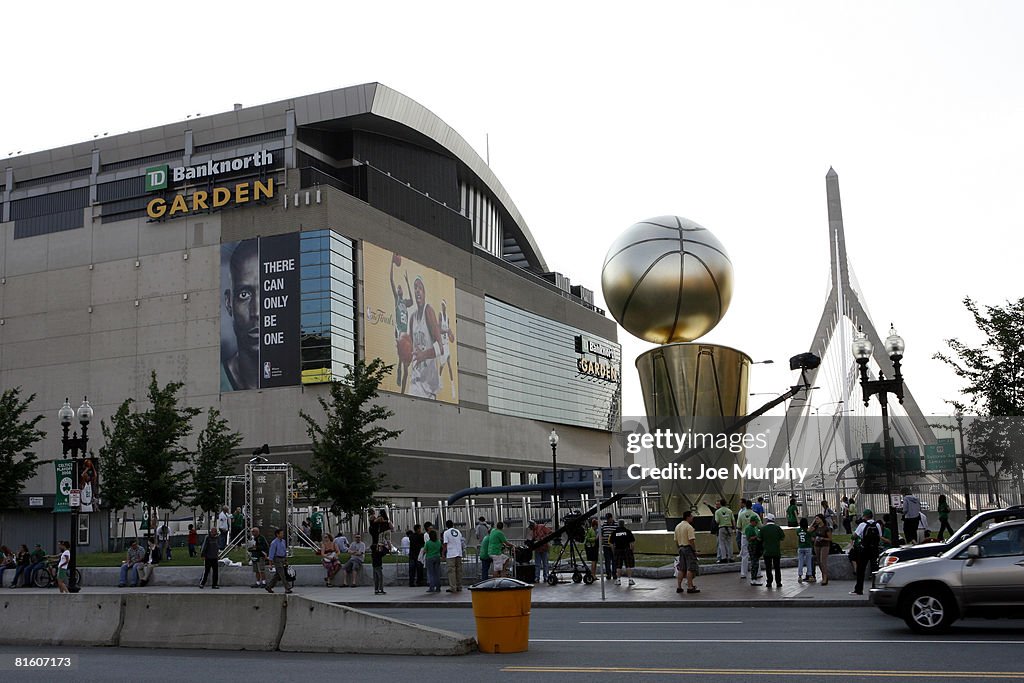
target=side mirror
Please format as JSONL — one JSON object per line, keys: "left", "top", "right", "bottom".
{"left": 966, "top": 544, "right": 980, "bottom": 566}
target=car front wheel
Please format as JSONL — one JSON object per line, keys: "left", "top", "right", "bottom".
{"left": 902, "top": 588, "right": 955, "bottom": 634}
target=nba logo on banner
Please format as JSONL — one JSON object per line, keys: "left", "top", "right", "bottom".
{"left": 264, "top": 362, "right": 272, "bottom": 379}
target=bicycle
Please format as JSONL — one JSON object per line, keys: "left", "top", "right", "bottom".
{"left": 33, "top": 558, "right": 82, "bottom": 588}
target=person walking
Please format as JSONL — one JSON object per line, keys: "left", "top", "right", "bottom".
{"left": 850, "top": 509, "right": 882, "bottom": 595}
{"left": 674, "top": 510, "right": 700, "bottom": 594}
{"left": 474, "top": 517, "right": 489, "bottom": 546}
{"left": 584, "top": 518, "right": 600, "bottom": 579}
{"left": 156, "top": 521, "right": 172, "bottom": 561}
{"left": 217, "top": 507, "right": 230, "bottom": 550}
{"left": 811, "top": 514, "right": 832, "bottom": 585}
{"left": 372, "top": 539, "right": 388, "bottom": 595}
{"left": 796, "top": 518, "right": 815, "bottom": 583}
{"left": 187, "top": 524, "right": 198, "bottom": 558}
{"left": 714, "top": 499, "right": 736, "bottom": 563}
{"left": 442, "top": 520, "right": 465, "bottom": 592}
{"left": 752, "top": 497, "right": 766, "bottom": 517}
{"left": 936, "top": 495, "right": 954, "bottom": 541}
{"left": 736, "top": 499, "right": 759, "bottom": 580}
{"left": 424, "top": 529, "right": 442, "bottom": 592}
{"left": 265, "top": 528, "right": 292, "bottom": 594}
{"left": 840, "top": 495, "right": 852, "bottom": 534}
{"left": 821, "top": 500, "right": 837, "bottom": 532}
{"left": 56, "top": 541, "right": 71, "bottom": 594}
{"left": 198, "top": 528, "right": 221, "bottom": 589}
{"left": 759, "top": 513, "right": 786, "bottom": 588}
{"left": 600, "top": 513, "right": 617, "bottom": 579}
{"left": 487, "top": 522, "right": 510, "bottom": 578}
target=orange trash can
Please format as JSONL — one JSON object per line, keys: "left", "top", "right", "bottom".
{"left": 468, "top": 577, "right": 533, "bottom": 653}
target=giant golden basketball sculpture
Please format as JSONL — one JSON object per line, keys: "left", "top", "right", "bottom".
{"left": 602, "top": 216, "right": 750, "bottom": 530}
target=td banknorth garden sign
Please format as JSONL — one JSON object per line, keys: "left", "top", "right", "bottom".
{"left": 144, "top": 151, "right": 276, "bottom": 220}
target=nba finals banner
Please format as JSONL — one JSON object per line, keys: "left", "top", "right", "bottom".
{"left": 363, "top": 242, "right": 459, "bottom": 404}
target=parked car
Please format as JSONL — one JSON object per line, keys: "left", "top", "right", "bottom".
{"left": 879, "top": 504, "right": 1024, "bottom": 567}
{"left": 869, "top": 519, "right": 1024, "bottom": 633}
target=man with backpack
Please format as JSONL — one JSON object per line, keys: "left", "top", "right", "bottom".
{"left": 850, "top": 509, "right": 882, "bottom": 595}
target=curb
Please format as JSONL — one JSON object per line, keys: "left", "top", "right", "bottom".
{"left": 338, "top": 600, "right": 871, "bottom": 609}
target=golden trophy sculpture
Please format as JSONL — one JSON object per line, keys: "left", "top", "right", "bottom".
{"left": 602, "top": 215, "right": 750, "bottom": 531}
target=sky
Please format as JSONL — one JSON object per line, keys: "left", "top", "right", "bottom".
{"left": 3, "top": 1, "right": 1022, "bottom": 425}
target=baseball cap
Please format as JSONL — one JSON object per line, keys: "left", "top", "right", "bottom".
{"left": 527, "top": 520, "right": 536, "bottom": 528}
{"left": 764, "top": 513, "right": 776, "bottom": 521}
{"left": 863, "top": 509, "right": 873, "bottom": 517}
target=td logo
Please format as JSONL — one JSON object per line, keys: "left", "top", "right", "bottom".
{"left": 145, "top": 164, "right": 169, "bottom": 191}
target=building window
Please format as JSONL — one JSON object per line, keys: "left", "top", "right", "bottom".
{"left": 485, "top": 296, "right": 621, "bottom": 431}
{"left": 469, "top": 469, "right": 483, "bottom": 488}
{"left": 509, "top": 472, "right": 522, "bottom": 486}
{"left": 527, "top": 473, "right": 539, "bottom": 485}
{"left": 300, "top": 230, "right": 356, "bottom": 383}
{"left": 490, "top": 471, "right": 503, "bottom": 487}
{"left": 77, "top": 515, "right": 90, "bottom": 547}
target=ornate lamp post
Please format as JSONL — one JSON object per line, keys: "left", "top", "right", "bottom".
{"left": 852, "top": 325, "right": 905, "bottom": 546}
{"left": 60, "top": 397, "right": 94, "bottom": 594}
{"left": 549, "top": 429, "right": 560, "bottom": 532}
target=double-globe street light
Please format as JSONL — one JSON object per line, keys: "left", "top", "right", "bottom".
{"left": 549, "top": 429, "right": 560, "bottom": 531}
{"left": 852, "top": 325, "right": 905, "bottom": 546}
{"left": 59, "top": 397, "right": 94, "bottom": 594}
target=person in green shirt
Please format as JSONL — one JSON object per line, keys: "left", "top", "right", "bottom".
{"left": 759, "top": 513, "right": 786, "bottom": 588}
{"left": 231, "top": 507, "right": 244, "bottom": 545}
{"left": 309, "top": 510, "right": 324, "bottom": 542}
{"left": 936, "top": 494, "right": 953, "bottom": 540}
{"left": 713, "top": 500, "right": 736, "bottom": 563}
{"left": 487, "top": 522, "right": 510, "bottom": 577}
{"left": 424, "top": 530, "right": 443, "bottom": 592}
{"left": 744, "top": 515, "right": 763, "bottom": 585}
{"left": 736, "top": 499, "right": 760, "bottom": 580}
{"left": 796, "top": 517, "right": 815, "bottom": 582}
{"left": 584, "top": 517, "right": 600, "bottom": 579}
{"left": 786, "top": 496, "right": 799, "bottom": 528}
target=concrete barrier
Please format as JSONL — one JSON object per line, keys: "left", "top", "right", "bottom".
{"left": 0, "top": 594, "right": 123, "bottom": 646}
{"left": 119, "top": 593, "right": 286, "bottom": 650}
{"left": 279, "top": 597, "right": 475, "bottom": 655}
{"left": 84, "top": 563, "right": 408, "bottom": 587}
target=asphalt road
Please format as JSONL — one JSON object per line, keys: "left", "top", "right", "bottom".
{"left": 2, "top": 607, "right": 1022, "bottom": 682}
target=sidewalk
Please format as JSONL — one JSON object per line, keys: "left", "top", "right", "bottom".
{"left": 12, "top": 564, "right": 870, "bottom": 608}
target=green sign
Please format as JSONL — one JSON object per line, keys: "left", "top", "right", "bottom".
{"left": 145, "top": 164, "right": 169, "bottom": 191}
{"left": 862, "top": 442, "right": 884, "bottom": 475}
{"left": 925, "top": 438, "right": 957, "bottom": 471}
{"left": 894, "top": 445, "right": 921, "bottom": 472}
{"left": 54, "top": 460, "right": 74, "bottom": 513}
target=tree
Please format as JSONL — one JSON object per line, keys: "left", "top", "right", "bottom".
{"left": 98, "top": 399, "right": 137, "bottom": 514}
{"left": 935, "top": 296, "right": 1024, "bottom": 487}
{"left": 103, "top": 373, "right": 201, "bottom": 533}
{"left": 191, "top": 408, "right": 242, "bottom": 523}
{"left": 0, "top": 387, "right": 46, "bottom": 509}
{"left": 299, "top": 358, "right": 402, "bottom": 517}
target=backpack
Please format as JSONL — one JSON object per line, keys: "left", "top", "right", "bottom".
{"left": 862, "top": 522, "right": 881, "bottom": 551}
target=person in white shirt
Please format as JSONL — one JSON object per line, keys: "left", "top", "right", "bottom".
{"left": 333, "top": 533, "right": 349, "bottom": 553}
{"left": 217, "top": 506, "right": 231, "bottom": 550}
{"left": 400, "top": 533, "right": 411, "bottom": 556}
{"left": 441, "top": 520, "right": 465, "bottom": 592}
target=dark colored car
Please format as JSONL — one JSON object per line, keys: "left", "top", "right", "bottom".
{"left": 879, "top": 504, "right": 1024, "bottom": 568}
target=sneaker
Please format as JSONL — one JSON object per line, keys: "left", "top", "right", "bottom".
{"left": 676, "top": 587, "right": 684, "bottom": 593}
{"left": 446, "top": 588, "right": 455, "bottom": 593}
{"left": 739, "top": 575, "right": 747, "bottom": 579}
{"left": 285, "top": 589, "right": 293, "bottom": 594}
{"left": 798, "top": 577, "right": 805, "bottom": 583}
{"left": 750, "top": 581, "right": 762, "bottom": 586}
{"left": 765, "top": 582, "right": 773, "bottom": 588}
{"left": 849, "top": 590, "right": 862, "bottom": 595}
{"left": 265, "top": 586, "right": 274, "bottom": 593}
{"left": 686, "top": 588, "right": 700, "bottom": 594}
{"left": 627, "top": 579, "right": 635, "bottom": 586}
{"left": 380, "top": 591, "right": 386, "bottom": 595}
{"left": 251, "top": 583, "right": 259, "bottom": 588}
{"left": 198, "top": 584, "right": 205, "bottom": 589}
{"left": 777, "top": 583, "right": 783, "bottom": 588}
{"left": 212, "top": 585, "right": 219, "bottom": 589}
{"left": 807, "top": 576, "right": 816, "bottom": 583}
{"left": 614, "top": 579, "right": 621, "bottom": 586}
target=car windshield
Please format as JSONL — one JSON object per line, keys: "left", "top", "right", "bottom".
{"left": 947, "top": 508, "right": 1024, "bottom": 545}
{"left": 942, "top": 521, "right": 1024, "bottom": 559}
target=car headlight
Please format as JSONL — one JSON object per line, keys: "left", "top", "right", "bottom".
{"left": 877, "top": 571, "right": 895, "bottom": 586}
{"left": 882, "top": 555, "right": 900, "bottom": 567}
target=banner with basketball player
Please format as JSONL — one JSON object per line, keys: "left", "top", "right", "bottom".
{"left": 362, "top": 242, "right": 459, "bottom": 404}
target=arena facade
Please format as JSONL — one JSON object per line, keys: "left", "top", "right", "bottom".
{"left": 1, "top": 83, "right": 623, "bottom": 535}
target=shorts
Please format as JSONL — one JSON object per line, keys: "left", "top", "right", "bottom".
{"left": 678, "top": 546, "right": 698, "bottom": 574}
{"left": 343, "top": 559, "right": 363, "bottom": 573}
{"left": 614, "top": 549, "right": 635, "bottom": 569}
{"left": 250, "top": 557, "right": 266, "bottom": 573}
{"left": 57, "top": 568, "right": 69, "bottom": 580}
{"left": 585, "top": 544, "right": 598, "bottom": 562}
{"left": 492, "top": 554, "right": 509, "bottom": 571}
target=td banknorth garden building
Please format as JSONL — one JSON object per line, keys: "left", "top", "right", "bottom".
{"left": 1, "top": 83, "right": 622, "bottom": 542}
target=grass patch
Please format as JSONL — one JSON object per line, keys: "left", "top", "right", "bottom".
{"left": 74, "top": 547, "right": 411, "bottom": 567}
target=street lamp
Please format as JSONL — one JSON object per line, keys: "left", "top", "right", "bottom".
{"left": 953, "top": 408, "right": 971, "bottom": 518}
{"left": 60, "top": 396, "right": 93, "bottom": 594}
{"left": 852, "top": 324, "right": 905, "bottom": 546}
{"left": 549, "top": 429, "right": 559, "bottom": 530}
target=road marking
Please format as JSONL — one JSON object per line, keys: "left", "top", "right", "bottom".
{"left": 578, "top": 621, "right": 743, "bottom": 625}
{"left": 502, "top": 665, "right": 1024, "bottom": 679}
{"left": 530, "top": 638, "right": 1024, "bottom": 645}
